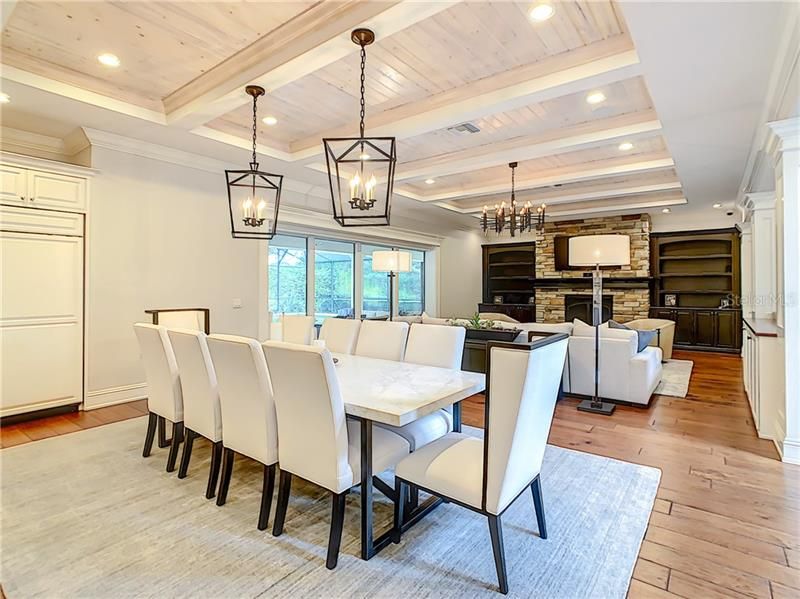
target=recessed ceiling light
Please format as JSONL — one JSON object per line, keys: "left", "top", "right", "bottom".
{"left": 662, "top": 208, "right": 671, "bottom": 214}
{"left": 262, "top": 116, "right": 277, "bottom": 126}
{"left": 586, "top": 91, "right": 606, "bottom": 105}
{"left": 712, "top": 203, "right": 722, "bottom": 209}
{"left": 529, "top": 3, "right": 555, "bottom": 22}
{"left": 618, "top": 141, "right": 634, "bottom": 151}
{"left": 425, "top": 178, "right": 436, "bottom": 185}
{"left": 0, "top": 92, "right": 9, "bottom": 104}
{"left": 97, "top": 53, "right": 120, "bottom": 68}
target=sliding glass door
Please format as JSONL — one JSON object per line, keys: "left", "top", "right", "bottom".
{"left": 361, "top": 244, "right": 391, "bottom": 318}
{"left": 268, "top": 234, "right": 307, "bottom": 319}
{"left": 314, "top": 239, "right": 354, "bottom": 323}
{"left": 398, "top": 249, "right": 425, "bottom": 316}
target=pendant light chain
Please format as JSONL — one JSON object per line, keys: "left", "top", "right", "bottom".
{"left": 251, "top": 93, "right": 259, "bottom": 167}
{"left": 511, "top": 163, "right": 516, "bottom": 203}
{"left": 359, "top": 43, "right": 367, "bottom": 138}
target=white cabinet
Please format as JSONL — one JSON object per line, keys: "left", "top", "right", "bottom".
{"left": 1, "top": 224, "right": 84, "bottom": 417}
{"left": 742, "top": 319, "right": 784, "bottom": 440}
{"left": 0, "top": 156, "right": 92, "bottom": 417}
{"left": 0, "top": 164, "right": 28, "bottom": 205}
{"left": 0, "top": 164, "right": 87, "bottom": 212}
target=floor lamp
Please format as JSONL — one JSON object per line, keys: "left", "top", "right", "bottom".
{"left": 371, "top": 250, "right": 411, "bottom": 321}
{"left": 568, "top": 234, "right": 631, "bottom": 415}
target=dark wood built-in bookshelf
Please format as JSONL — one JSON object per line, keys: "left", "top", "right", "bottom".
{"left": 649, "top": 228, "right": 742, "bottom": 352}
{"left": 480, "top": 242, "right": 536, "bottom": 322}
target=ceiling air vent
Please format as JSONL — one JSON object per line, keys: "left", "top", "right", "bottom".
{"left": 447, "top": 122, "right": 480, "bottom": 134}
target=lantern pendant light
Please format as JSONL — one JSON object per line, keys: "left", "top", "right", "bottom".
{"left": 225, "top": 85, "right": 283, "bottom": 239}
{"left": 323, "top": 28, "right": 396, "bottom": 227}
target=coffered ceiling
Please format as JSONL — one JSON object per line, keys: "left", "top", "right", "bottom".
{"left": 0, "top": 0, "right": 701, "bottom": 222}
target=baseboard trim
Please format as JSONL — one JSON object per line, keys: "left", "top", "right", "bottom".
{"left": 85, "top": 383, "right": 147, "bottom": 410}
{"left": 782, "top": 438, "right": 800, "bottom": 465}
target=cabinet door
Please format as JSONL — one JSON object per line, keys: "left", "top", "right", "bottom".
{"left": 1, "top": 231, "right": 84, "bottom": 415}
{"left": 28, "top": 170, "right": 86, "bottom": 212}
{"left": 673, "top": 310, "right": 695, "bottom": 345}
{"left": 716, "top": 312, "right": 738, "bottom": 348}
{"left": 0, "top": 164, "right": 28, "bottom": 205}
{"left": 694, "top": 311, "right": 716, "bottom": 346}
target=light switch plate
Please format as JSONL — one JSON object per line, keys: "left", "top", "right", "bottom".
{"left": 232, "top": 298, "right": 242, "bottom": 309}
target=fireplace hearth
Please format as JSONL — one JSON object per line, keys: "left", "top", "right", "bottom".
{"left": 565, "top": 294, "right": 613, "bottom": 324}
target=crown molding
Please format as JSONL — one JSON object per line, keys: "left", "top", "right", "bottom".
{"left": 0, "top": 150, "right": 98, "bottom": 177}
{"left": 80, "top": 127, "right": 329, "bottom": 199}
{"left": 767, "top": 117, "right": 800, "bottom": 153}
{"left": 276, "top": 205, "right": 444, "bottom": 248}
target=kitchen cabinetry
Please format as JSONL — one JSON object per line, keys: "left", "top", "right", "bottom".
{"left": 0, "top": 156, "right": 92, "bottom": 418}
{"left": 742, "top": 317, "right": 783, "bottom": 441}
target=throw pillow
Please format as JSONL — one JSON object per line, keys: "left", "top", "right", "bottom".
{"left": 608, "top": 320, "right": 657, "bottom": 352}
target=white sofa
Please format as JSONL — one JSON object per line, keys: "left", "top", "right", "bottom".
{"left": 566, "top": 323, "right": 662, "bottom": 406}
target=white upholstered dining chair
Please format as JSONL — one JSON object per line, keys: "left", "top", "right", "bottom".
{"left": 207, "top": 334, "right": 279, "bottom": 531}
{"left": 318, "top": 318, "right": 361, "bottom": 354}
{"left": 134, "top": 323, "right": 184, "bottom": 472}
{"left": 261, "top": 341, "right": 410, "bottom": 569}
{"left": 279, "top": 314, "right": 315, "bottom": 345}
{"left": 167, "top": 329, "right": 224, "bottom": 499}
{"left": 393, "top": 334, "right": 569, "bottom": 594}
{"left": 354, "top": 320, "right": 410, "bottom": 361}
{"left": 383, "top": 323, "right": 468, "bottom": 451}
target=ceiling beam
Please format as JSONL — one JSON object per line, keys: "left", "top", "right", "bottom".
{"left": 395, "top": 110, "right": 661, "bottom": 183}
{"left": 440, "top": 194, "right": 687, "bottom": 218}
{"left": 442, "top": 180, "right": 683, "bottom": 214}
{"left": 399, "top": 154, "right": 675, "bottom": 202}
{"left": 290, "top": 35, "right": 640, "bottom": 159}
{"left": 166, "top": 0, "right": 458, "bottom": 129}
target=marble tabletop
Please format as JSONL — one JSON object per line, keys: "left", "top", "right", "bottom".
{"left": 332, "top": 353, "right": 486, "bottom": 426}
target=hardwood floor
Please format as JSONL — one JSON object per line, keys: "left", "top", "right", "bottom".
{"left": 465, "top": 350, "right": 799, "bottom": 599}
{"left": 2, "top": 350, "right": 798, "bottom": 598}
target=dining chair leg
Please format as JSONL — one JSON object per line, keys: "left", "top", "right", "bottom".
{"left": 272, "top": 470, "right": 293, "bottom": 537}
{"left": 393, "top": 479, "right": 406, "bottom": 544}
{"left": 530, "top": 476, "right": 547, "bottom": 539}
{"left": 216, "top": 447, "right": 235, "bottom": 506}
{"left": 408, "top": 485, "right": 420, "bottom": 511}
{"left": 326, "top": 491, "right": 348, "bottom": 570}
{"left": 488, "top": 515, "right": 509, "bottom": 595}
{"left": 165, "top": 422, "right": 184, "bottom": 473}
{"left": 157, "top": 416, "right": 170, "bottom": 448}
{"left": 142, "top": 412, "right": 158, "bottom": 458}
{"left": 177, "top": 429, "right": 197, "bottom": 479}
{"left": 258, "top": 463, "right": 277, "bottom": 531}
{"left": 205, "top": 441, "right": 223, "bottom": 499}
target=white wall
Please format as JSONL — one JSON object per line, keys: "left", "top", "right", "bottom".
{"left": 438, "top": 229, "right": 483, "bottom": 317}
{"left": 86, "top": 147, "right": 261, "bottom": 407}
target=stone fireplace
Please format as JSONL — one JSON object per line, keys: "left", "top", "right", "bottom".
{"left": 564, "top": 294, "right": 613, "bottom": 323}
{"left": 534, "top": 214, "right": 651, "bottom": 324}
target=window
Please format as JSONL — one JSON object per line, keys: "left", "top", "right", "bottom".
{"left": 398, "top": 249, "right": 425, "bottom": 315}
{"left": 314, "top": 239, "right": 354, "bottom": 323}
{"left": 268, "top": 234, "right": 307, "bottom": 319}
{"left": 362, "top": 244, "right": 391, "bottom": 318}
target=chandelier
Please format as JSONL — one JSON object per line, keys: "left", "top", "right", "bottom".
{"left": 323, "top": 29, "right": 396, "bottom": 227}
{"left": 481, "top": 162, "right": 546, "bottom": 236}
{"left": 225, "top": 85, "right": 283, "bottom": 239}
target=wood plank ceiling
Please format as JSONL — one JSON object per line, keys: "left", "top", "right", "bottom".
{"left": 1, "top": 0, "right": 686, "bottom": 219}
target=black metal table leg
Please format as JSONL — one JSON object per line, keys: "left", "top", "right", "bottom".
{"left": 453, "top": 400, "right": 462, "bottom": 433}
{"left": 360, "top": 418, "right": 375, "bottom": 560}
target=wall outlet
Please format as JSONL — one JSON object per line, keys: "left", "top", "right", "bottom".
{"left": 232, "top": 298, "right": 242, "bottom": 309}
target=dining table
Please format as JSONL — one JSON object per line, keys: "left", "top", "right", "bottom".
{"left": 331, "top": 352, "right": 486, "bottom": 560}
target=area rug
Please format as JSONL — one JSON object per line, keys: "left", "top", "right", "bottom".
{"left": 1, "top": 417, "right": 660, "bottom": 598}
{"left": 654, "top": 359, "right": 694, "bottom": 398}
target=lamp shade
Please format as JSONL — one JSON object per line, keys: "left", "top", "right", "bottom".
{"left": 371, "top": 250, "right": 412, "bottom": 273}
{"left": 569, "top": 234, "right": 631, "bottom": 266}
